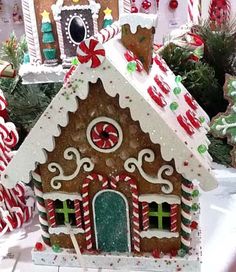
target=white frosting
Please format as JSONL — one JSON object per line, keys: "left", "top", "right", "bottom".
{"left": 43, "top": 192, "right": 82, "bottom": 201}
{"left": 140, "top": 229, "right": 179, "bottom": 239}
{"left": 139, "top": 194, "right": 181, "bottom": 204}
{"left": 19, "top": 63, "right": 65, "bottom": 77}
{"left": 120, "top": 13, "right": 158, "bottom": 34}
{"left": 49, "top": 226, "right": 84, "bottom": 235}
{"left": 1, "top": 35, "right": 217, "bottom": 192}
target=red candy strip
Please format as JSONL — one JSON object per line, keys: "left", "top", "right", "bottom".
{"left": 184, "top": 93, "right": 198, "bottom": 110}
{"left": 186, "top": 109, "right": 201, "bottom": 129}
{"left": 154, "top": 75, "right": 170, "bottom": 94}
{"left": 148, "top": 86, "right": 167, "bottom": 108}
{"left": 177, "top": 115, "right": 195, "bottom": 136}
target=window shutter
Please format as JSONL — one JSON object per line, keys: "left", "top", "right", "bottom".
{"left": 47, "top": 199, "right": 56, "bottom": 227}
{"left": 170, "top": 204, "right": 178, "bottom": 232}
{"left": 141, "top": 201, "right": 149, "bottom": 231}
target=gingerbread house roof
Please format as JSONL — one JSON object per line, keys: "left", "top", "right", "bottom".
{"left": 1, "top": 22, "right": 218, "bottom": 191}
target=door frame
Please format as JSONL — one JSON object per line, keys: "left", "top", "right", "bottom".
{"left": 92, "top": 189, "right": 131, "bottom": 252}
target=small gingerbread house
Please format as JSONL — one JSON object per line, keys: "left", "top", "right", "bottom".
{"left": 2, "top": 14, "right": 217, "bottom": 271}
{"left": 21, "top": 0, "right": 131, "bottom": 66}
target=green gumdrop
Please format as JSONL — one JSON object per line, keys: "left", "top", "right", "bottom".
{"left": 170, "top": 102, "right": 179, "bottom": 111}
{"left": 175, "top": 75, "right": 182, "bottom": 83}
{"left": 173, "top": 87, "right": 181, "bottom": 95}
{"left": 197, "top": 144, "right": 207, "bottom": 154}
{"left": 52, "top": 244, "right": 62, "bottom": 253}
{"left": 71, "top": 57, "right": 79, "bottom": 66}
{"left": 127, "top": 61, "right": 137, "bottom": 73}
{"left": 192, "top": 203, "right": 199, "bottom": 211}
{"left": 178, "top": 249, "right": 187, "bottom": 257}
{"left": 192, "top": 189, "right": 199, "bottom": 198}
{"left": 199, "top": 116, "right": 205, "bottom": 123}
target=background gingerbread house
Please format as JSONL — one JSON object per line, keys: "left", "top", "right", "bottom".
{"left": 2, "top": 14, "right": 217, "bottom": 271}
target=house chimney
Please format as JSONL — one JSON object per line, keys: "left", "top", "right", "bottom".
{"left": 120, "top": 13, "right": 157, "bottom": 73}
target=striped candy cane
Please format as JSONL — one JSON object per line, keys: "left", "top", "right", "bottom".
{"left": 110, "top": 174, "right": 140, "bottom": 253}
{"left": 33, "top": 172, "right": 51, "bottom": 245}
{"left": 74, "top": 199, "right": 83, "bottom": 229}
{"left": 123, "top": 0, "right": 132, "bottom": 12}
{"left": 94, "top": 22, "right": 120, "bottom": 44}
{"left": 141, "top": 202, "right": 149, "bottom": 231}
{"left": 181, "top": 179, "right": 193, "bottom": 251}
{"left": 82, "top": 173, "right": 109, "bottom": 250}
{"left": 46, "top": 200, "right": 56, "bottom": 227}
{"left": 170, "top": 204, "right": 178, "bottom": 232}
{"left": 188, "top": 0, "right": 194, "bottom": 24}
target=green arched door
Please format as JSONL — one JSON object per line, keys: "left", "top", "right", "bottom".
{"left": 93, "top": 190, "right": 130, "bottom": 252}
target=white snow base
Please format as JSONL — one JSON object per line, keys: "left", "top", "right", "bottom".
{"left": 32, "top": 248, "right": 201, "bottom": 272}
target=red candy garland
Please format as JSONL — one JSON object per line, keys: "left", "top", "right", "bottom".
{"left": 0, "top": 92, "right": 34, "bottom": 237}
{"left": 124, "top": 51, "right": 144, "bottom": 73}
{"left": 77, "top": 38, "right": 105, "bottom": 69}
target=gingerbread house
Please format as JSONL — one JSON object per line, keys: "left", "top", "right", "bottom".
{"left": 21, "top": 0, "right": 131, "bottom": 67}
{"left": 2, "top": 14, "right": 217, "bottom": 271}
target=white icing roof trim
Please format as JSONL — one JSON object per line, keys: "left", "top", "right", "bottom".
{"left": 140, "top": 230, "right": 179, "bottom": 239}
{"left": 139, "top": 194, "right": 181, "bottom": 204}
{"left": 1, "top": 36, "right": 217, "bottom": 192}
{"left": 49, "top": 226, "right": 84, "bottom": 235}
{"left": 120, "top": 13, "right": 158, "bottom": 34}
{"left": 43, "top": 192, "right": 82, "bottom": 201}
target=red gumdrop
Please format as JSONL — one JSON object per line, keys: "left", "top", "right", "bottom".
{"left": 142, "top": 0, "right": 151, "bottom": 9}
{"left": 131, "top": 6, "right": 138, "bottom": 13}
{"left": 190, "top": 221, "right": 198, "bottom": 230}
{"left": 152, "top": 249, "right": 161, "bottom": 258}
{"left": 169, "top": 0, "right": 178, "bottom": 10}
{"left": 35, "top": 242, "right": 44, "bottom": 251}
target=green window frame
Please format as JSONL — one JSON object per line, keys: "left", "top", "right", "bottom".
{"left": 55, "top": 199, "right": 76, "bottom": 226}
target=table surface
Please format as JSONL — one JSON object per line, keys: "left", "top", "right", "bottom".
{"left": 1, "top": 164, "right": 236, "bottom": 272}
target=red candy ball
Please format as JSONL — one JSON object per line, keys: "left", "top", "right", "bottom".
{"left": 169, "top": 0, "right": 178, "bottom": 10}
{"left": 190, "top": 221, "right": 198, "bottom": 230}
{"left": 142, "top": 0, "right": 151, "bottom": 10}
{"left": 131, "top": 6, "right": 138, "bottom": 13}
{"left": 35, "top": 242, "right": 44, "bottom": 251}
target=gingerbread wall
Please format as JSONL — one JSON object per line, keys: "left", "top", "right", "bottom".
{"left": 32, "top": 0, "right": 120, "bottom": 63}
{"left": 39, "top": 79, "right": 183, "bottom": 252}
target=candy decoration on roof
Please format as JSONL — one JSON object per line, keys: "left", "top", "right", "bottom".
{"left": 154, "top": 75, "right": 170, "bottom": 94}
{"left": 177, "top": 115, "right": 195, "bottom": 136}
{"left": 154, "top": 56, "right": 168, "bottom": 74}
{"left": 186, "top": 110, "right": 201, "bottom": 129}
{"left": 210, "top": 75, "right": 236, "bottom": 166}
{"left": 77, "top": 38, "right": 105, "bottom": 68}
{"left": 64, "top": 58, "right": 79, "bottom": 84}
{"left": 140, "top": 0, "right": 152, "bottom": 14}
{"left": 94, "top": 21, "right": 120, "bottom": 44}
{"left": 169, "top": 0, "right": 178, "bottom": 10}
{"left": 124, "top": 51, "right": 144, "bottom": 73}
{"left": 148, "top": 86, "right": 167, "bottom": 108}
{"left": 102, "top": 7, "right": 113, "bottom": 28}
{"left": 209, "top": 0, "right": 231, "bottom": 27}
{"left": 131, "top": 0, "right": 138, "bottom": 13}
{"left": 184, "top": 93, "right": 198, "bottom": 111}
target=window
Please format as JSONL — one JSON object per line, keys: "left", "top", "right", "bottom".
{"left": 55, "top": 199, "right": 76, "bottom": 226}
{"left": 148, "top": 202, "right": 171, "bottom": 230}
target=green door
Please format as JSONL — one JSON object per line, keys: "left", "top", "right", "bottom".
{"left": 93, "top": 190, "right": 130, "bottom": 252}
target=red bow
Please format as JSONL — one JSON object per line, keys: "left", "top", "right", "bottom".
{"left": 124, "top": 51, "right": 144, "bottom": 72}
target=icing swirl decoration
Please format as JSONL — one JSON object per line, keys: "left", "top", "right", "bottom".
{"left": 48, "top": 147, "right": 94, "bottom": 190}
{"left": 87, "top": 117, "right": 123, "bottom": 153}
{"left": 124, "top": 149, "right": 174, "bottom": 194}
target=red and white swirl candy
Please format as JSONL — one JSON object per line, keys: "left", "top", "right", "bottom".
{"left": 77, "top": 38, "right": 105, "bottom": 69}
{"left": 148, "top": 86, "right": 167, "bottom": 108}
{"left": 91, "top": 122, "right": 119, "bottom": 149}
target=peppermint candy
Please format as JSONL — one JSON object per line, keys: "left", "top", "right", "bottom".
{"left": 77, "top": 38, "right": 105, "bottom": 68}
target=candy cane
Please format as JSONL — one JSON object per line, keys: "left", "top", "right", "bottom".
{"left": 94, "top": 22, "right": 120, "bottom": 44}
{"left": 141, "top": 202, "right": 149, "bottom": 231}
{"left": 123, "top": 0, "right": 131, "bottom": 13}
{"left": 148, "top": 86, "right": 167, "bottom": 108}
{"left": 110, "top": 174, "right": 140, "bottom": 253}
{"left": 170, "top": 204, "right": 178, "bottom": 232}
{"left": 153, "top": 55, "right": 168, "bottom": 74}
{"left": 74, "top": 199, "right": 83, "bottom": 229}
{"left": 77, "top": 38, "right": 105, "bottom": 69}
{"left": 188, "top": 0, "right": 194, "bottom": 24}
{"left": 154, "top": 75, "right": 171, "bottom": 94}
{"left": 82, "top": 173, "right": 109, "bottom": 250}
{"left": 47, "top": 200, "right": 56, "bottom": 227}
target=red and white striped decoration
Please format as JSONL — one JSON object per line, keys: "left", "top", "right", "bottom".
{"left": 153, "top": 55, "right": 168, "bottom": 74}
{"left": 188, "top": 0, "right": 194, "bottom": 24}
{"left": 123, "top": 0, "right": 132, "bottom": 13}
{"left": 74, "top": 199, "right": 83, "bottom": 229}
{"left": 94, "top": 22, "right": 120, "bottom": 44}
{"left": 110, "top": 174, "right": 140, "bottom": 253}
{"left": 170, "top": 204, "right": 178, "bottom": 232}
{"left": 154, "top": 75, "right": 171, "bottom": 94}
{"left": 141, "top": 202, "right": 149, "bottom": 231}
{"left": 77, "top": 38, "right": 105, "bottom": 69}
{"left": 82, "top": 173, "right": 109, "bottom": 250}
{"left": 124, "top": 50, "right": 144, "bottom": 72}
{"left": 46, "top": 200, "right": 56, "bottom": 227}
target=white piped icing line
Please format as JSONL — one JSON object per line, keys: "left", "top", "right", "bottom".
{"left": 49, "top": 226, "right": 84, "bottom": 235}
{"left": 43, "top": 192, "right": 82, "bottom": 201}
{"left": 120, "top": 13, "right": 158, "bottom": 34}
{"left": 139, "top": 194, "right": 180, "bottom": 204}
{"left": 140, "top": 229, "right": 179, "bottom": 239}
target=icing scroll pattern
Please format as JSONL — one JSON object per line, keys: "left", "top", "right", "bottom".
{"left": 124, "top": 149, "right": 174, "bottom": 194}
{"left": 48, "top": 147, "right": 94, "bottom": 190}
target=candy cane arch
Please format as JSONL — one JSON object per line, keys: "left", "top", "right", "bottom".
{"left": 82, "top": 173, "right": 109, "bottom": 250}
{"left": 141, "top": 202, "right": 149, "bottom": 231}
{"left": 181, "top": 179, "right": 193, "bottom": 251}
{"left": 110, "top": 174, "right": 140, "bottom": 253}
{"left": 33, "top": 172, "right": 51, "bottom": 245}
{"left": 170, "top": 204, "right": 178, "bottom": 232}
